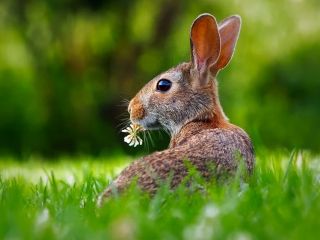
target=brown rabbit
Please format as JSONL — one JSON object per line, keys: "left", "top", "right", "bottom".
{"left": 98, "top": 13, "right": 254, "bottom": 206}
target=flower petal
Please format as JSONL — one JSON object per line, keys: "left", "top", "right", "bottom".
{"left": 124, "top": 135, "right": 133, "bottom": 143}
{"left": 137, "top": 136, "right": 143, "bottom": 145}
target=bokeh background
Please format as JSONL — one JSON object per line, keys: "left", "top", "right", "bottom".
{"left": 0, "top": 0, "right": 319, "bottom": 158}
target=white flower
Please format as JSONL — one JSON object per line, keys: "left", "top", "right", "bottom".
{"left": 122, "top": 124, "right": 143, "bottom": 147}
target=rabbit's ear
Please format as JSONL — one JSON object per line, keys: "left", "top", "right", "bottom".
{"left": 212, "top": 15, "right": 241, "bottom": 72}
{"left": 190, "top": 14, "right": 220, "bottom": 83}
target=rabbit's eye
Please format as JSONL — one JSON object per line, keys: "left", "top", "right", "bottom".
{"left": 156, "top": 79, "right": 172, "bottom": 92}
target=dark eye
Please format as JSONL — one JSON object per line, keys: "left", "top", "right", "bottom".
{"left": 156, "top": 79, "right": 172, "bottom": 92}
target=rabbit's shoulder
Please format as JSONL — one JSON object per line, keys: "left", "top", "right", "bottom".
{"left": 185, "top": 126, "right": 254, "bottom": 170}
{"left": 187, "top": 126, "right": 250, "bottom": 145}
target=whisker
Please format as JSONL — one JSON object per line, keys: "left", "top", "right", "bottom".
{"left": 158, "top": 130, "right": 164, "bottom": 140}
{"left": 116, "top": 119, "right": 131, "bottom": 132}
{"left": 143, "top": 131, "right": 150, "bottom": 152}
{"left": 146, "top": 130, "right": 155, "bottom": 148}
{"left": 119, "top": 98, "right": 130, "bottom": 105}
{"left": 117, "top": 112, "right": 130, "bottom": 120}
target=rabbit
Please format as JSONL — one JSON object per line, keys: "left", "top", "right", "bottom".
{"left": 97, "top": 13, "right": 254, "bottom": 206}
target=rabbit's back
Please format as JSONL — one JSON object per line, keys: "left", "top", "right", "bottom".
{"left": 100, "top": 127, "right": 254, "bottom": 199}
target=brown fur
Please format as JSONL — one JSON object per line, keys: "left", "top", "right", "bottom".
{"left": 97, "top": 14, "right": 254, "bottom": 206}
{"left": 128, "top": 97, "right": 145, "bottom": 120}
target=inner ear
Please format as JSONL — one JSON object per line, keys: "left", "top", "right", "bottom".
{"left": 212, "top": 15, "right": 241, "bottom": 72}
{"left": 190, "top": 14, "right": 221, "bottom": 76}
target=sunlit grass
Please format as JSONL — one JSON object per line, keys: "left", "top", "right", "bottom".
{"left": 0, "top": 150, "right": 320, "bottom": 240}
{"left": 0, "top": 155, "right": 131, "bottom": 184}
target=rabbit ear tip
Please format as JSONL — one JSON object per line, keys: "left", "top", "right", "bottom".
{"left": 197, "top": 13, "right": 214, "bottom": 18}
{"left": 193, "top": 13, "right": 217, "bottom": 23}
{"left": 226, "top": 15, "right": 242, "bottom": 25}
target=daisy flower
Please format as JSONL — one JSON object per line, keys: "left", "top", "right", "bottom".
{"left": 122, "top": 124, "right": 143, "bottom": 147}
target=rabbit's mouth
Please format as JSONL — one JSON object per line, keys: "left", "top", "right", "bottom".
{"left": 134, "top": 116, "right": 161, "bottom": 130}
{"left": 144, "top": 119, "right": 161, "bottom": 129}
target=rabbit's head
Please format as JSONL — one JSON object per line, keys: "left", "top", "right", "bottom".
{"left": 128, "top": 14, "right": 241, "bottom": 135}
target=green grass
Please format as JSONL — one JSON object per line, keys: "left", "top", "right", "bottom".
{"left": 1, "top": 150, "right": 320, "bottom": 240}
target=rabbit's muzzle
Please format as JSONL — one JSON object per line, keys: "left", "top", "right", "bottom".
{"left": 128, "top": 97, "right": 145, "bottom": 122}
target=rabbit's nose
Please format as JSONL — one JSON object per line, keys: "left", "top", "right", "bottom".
{"left": 128, "top": 98, "right": 145, "bottom": 120}
{"left": 128, "top": 101, "right": 132, "bottom": 114}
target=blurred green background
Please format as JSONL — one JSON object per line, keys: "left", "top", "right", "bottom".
{"left": 0, "top": 0, "right": 319, "bottom": 157}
